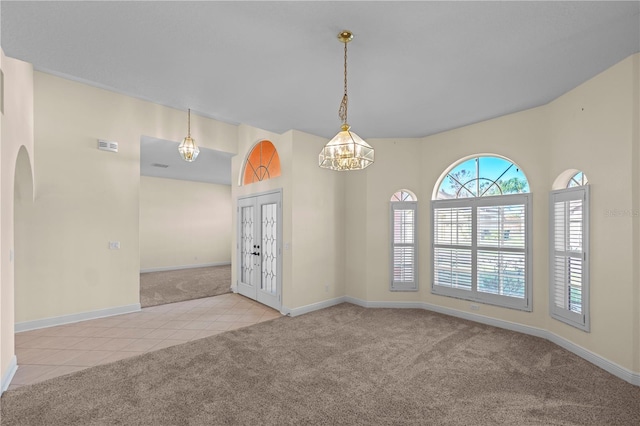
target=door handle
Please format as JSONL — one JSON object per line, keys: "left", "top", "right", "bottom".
{"left": 252, "top": 252, "right": 260, "bottom": 256}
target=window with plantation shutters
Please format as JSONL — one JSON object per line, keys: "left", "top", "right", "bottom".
{"left": 431, "top": 155, "right": 531, "bottom": 311}
{"left": 550, "top": 186, "right": 589, "bottom": 331}
{"left": 390, "top": 190, "right": 418, "bottom": 291}
{"left": 432, "top": 195, "right": 531, "bottom": 310}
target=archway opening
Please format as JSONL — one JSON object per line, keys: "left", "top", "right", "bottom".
{"left": 14, "top": 146, "right": 34, "bottom": 325}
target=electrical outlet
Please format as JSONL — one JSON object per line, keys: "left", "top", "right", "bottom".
{"left": 470, "top": 304, "right": 480, "bottom": 311}
{"left": 109, "top": 241, "right": 120, "bottom": 250}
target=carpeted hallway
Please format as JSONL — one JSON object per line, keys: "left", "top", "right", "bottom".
{"left": 2, "top": 303, "right": 639, "bottom": 425}
{"left": 140, "top": 265, "right": 232, "bottom": 308}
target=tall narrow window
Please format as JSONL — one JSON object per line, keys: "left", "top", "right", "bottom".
{"left": 243, "top": 140, "right": 281, "bottom": 185}
{"left": 390, "top": 190, "right": 418, "bottom": 291}
{"left": 550, "top": 172, "right": 589, "bottom": 331}
{"left": 432, "top": 156, "right": 531, "bottom": 310}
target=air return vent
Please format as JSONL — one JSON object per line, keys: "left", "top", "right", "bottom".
{"left": 151, "top": 163, "right": 169, "bottom": 168}
{"left": 97, "top": 139, "right": 118, "bottom": 153}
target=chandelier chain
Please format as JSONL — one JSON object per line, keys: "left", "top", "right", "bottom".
{"left": 338, "top": 41, "right": 348, "bottom": 124}
{"left": 187, "top": 108, "right": 191, "bottom": 137}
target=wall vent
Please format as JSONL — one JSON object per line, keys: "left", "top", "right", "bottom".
{"left": 97, "top": 139, "right": 118, "bottom": 153}
{"left": 151, "top": 163, "right": 169, "bottom": 168}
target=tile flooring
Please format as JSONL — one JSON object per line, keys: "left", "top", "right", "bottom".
{"left": 8, "top": 293, "right": 280, "bottom": 391}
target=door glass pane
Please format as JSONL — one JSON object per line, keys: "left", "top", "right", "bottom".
{"left": 261, "top": 203, "right": 278, "bottom": 295}
{"left": 241, "top": 206, "right": 254, "bottom": 285}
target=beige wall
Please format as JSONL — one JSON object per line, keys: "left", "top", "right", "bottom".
{"left": 344, "top": 168, "right": 368, "bottom": 301}
{"left": 547, "top": 54, "right": 638, "bottom": 369}
{"left": 14, "top": 72, "right": 237, "bottom": 324}
{"left": 344, "top": 54, "right": 640, "bottom": 373}
{"left": 290, "top": 130, "right": 345, "bottom": 307}
{"left": 633, "top": 54, "right": 640, "bottom": 377}
{"left": 139, "top": 176, "right": 231, "bottom": 271}
{"left": 1, "top": 51, "right": 35, "bottom": 387}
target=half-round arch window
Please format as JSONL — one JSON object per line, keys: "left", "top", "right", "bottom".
{"left": 391, "top": 189, "right": 416, "bottom": 202}
{"left": 567, "top": 171, "right": 589, "bottom": 188}
{"left": 435, "top": 156, "right": 529, "bottom": 200}
{"left": 242, "top": 140, "right": 281, "bottom": 185}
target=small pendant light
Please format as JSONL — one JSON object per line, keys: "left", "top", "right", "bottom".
{"left": 178, "top": 108, "right": 200, "bottom": 162}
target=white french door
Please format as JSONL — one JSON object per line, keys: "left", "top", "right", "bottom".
{"left": 237, "top": 191, "right": 282, "bottom": 311}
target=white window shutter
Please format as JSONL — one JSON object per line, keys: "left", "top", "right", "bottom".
{"left": 549, "top": 186, "right": 590, "bottom": 331}
{"left": 390, "top": 202, "right": 418, "bottom": 291}
{"left": 432, "top": 194, "right": 531, "bottom": 311}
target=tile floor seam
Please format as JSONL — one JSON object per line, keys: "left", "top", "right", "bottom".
{"left": 10, "top": 293, "right": 280, "bottom": 390}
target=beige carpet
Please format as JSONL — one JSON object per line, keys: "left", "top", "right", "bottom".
{"left": 140, "top": 265, "right": 231, "bottom": 308}
{"left": 2, "top": 303, "right": 639, "bottom": 425}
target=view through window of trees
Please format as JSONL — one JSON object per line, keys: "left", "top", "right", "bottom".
{"left": 567, "top": 171, "right": 589, "bottom": 188}
{"left": 436, "top": 157, "right": 529, "bottom": 199}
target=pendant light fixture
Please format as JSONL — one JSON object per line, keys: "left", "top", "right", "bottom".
{"left": 319, "top": 30, "right": 374, "bottom": 171}
{"left": 178, "top": 108, "right": 200, "bottom": 162}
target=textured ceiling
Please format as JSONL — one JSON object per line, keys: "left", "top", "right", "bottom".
{"left": 1, "top": 1, "right": 639, "bottom": 141}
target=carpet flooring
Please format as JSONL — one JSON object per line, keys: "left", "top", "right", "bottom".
{"left": 140, "top": 265, "right": 231, "bottom": 308}
{"left": 2, "top": 303, "right": 639, "bottom": 425}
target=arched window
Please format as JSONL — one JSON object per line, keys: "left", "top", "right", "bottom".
{"left": 435, "top": 156, "right": 529, "bottom": 199}
{"left": 390, "top": 190, "right": 418, "bottom": 291}
{"left": 391, "top": 190, "right": 415, "bottom": 202}
{"left": 567, "top": 171, "right": 589, "bottom": 188}
{"left": 432, "top": 155, "right": 531, "bottom": 310}
{"left": 550, "top": 170, "right": 590, "bottom": 331}
{"left": 242, "top": 140, "right": 281, "bottom": 185}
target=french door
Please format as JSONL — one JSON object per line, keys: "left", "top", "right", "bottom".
{"left": 237, "top": 191, "right": 282, "bottom": 311}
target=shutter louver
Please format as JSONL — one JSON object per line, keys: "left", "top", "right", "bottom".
{"left": 391, "top": 202, "right": 418, "bottom": 290}
{"left": 476, "top": 204, "right": 526, "bottom": 299}
{"left": 432, "top": 194, "right": 531, "bottom": 310}
{"left": 550, "top": 187, "right": 589, "bottom": 331}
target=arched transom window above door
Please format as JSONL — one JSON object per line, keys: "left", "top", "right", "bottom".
{"left": 243, "top": 140, "right": 281, "bottom": 185}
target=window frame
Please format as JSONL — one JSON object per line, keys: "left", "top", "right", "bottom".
{"left": 431, "top": 193, "right": 532, "bottom": 311}
{"left": 549, "top": 185, "right": 590, "bottom": 331}
{"left": 390, "top": 200, "right": 418, "bottom": 292}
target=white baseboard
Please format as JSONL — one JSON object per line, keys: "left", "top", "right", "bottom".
{"left": 1, "top": 355, "right": 18, "bottom": 394}
{"left": 281, "top": 296, "right": 347, "bottom": 317}
{"left": 343, "top": 296, "right": 639, "bottom": 386}
{"left": 140, "top": 261, "right": 231, "bottom": 273}
{"left": 15, "top": 303, "right": 141, "bottom": 333}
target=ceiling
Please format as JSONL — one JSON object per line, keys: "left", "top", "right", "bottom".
{"left": 2, "top": 1, "right": 639, "bottom": 181}
{"left": 140, "top": 136, "right": 233, "bottom": 185}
